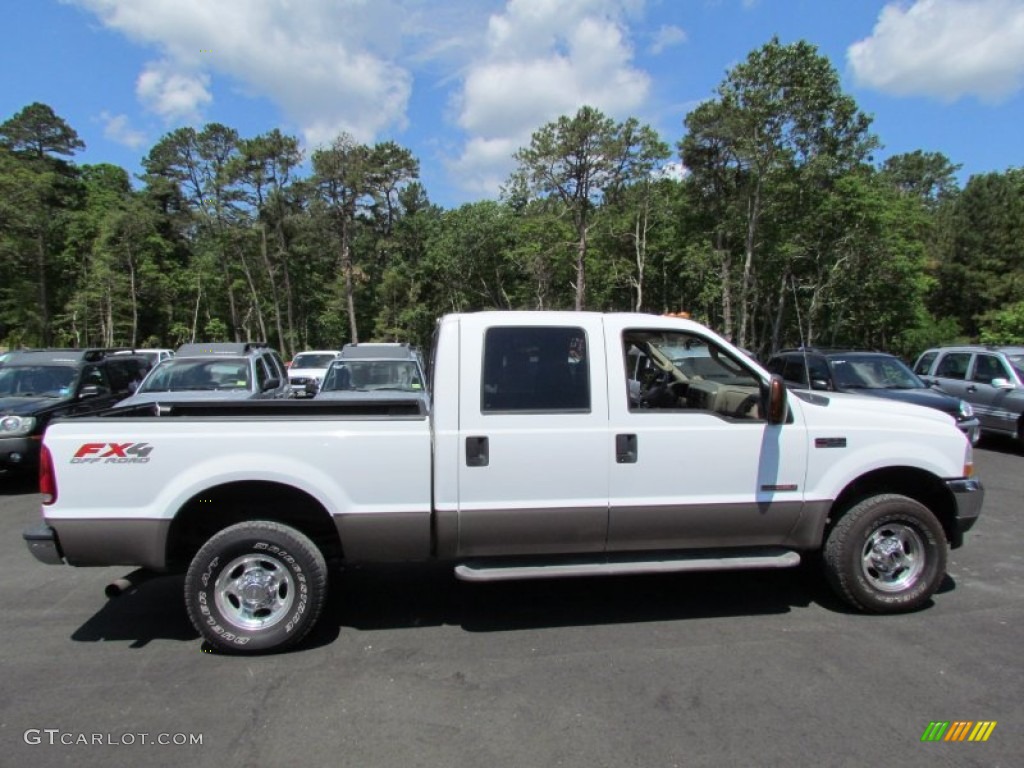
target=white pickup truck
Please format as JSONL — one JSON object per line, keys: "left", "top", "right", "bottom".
{"left": 24, "top": 312, "right": 984, "bottom": 653}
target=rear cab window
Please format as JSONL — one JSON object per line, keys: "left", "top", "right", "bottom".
{"left": 481, "top": 326, "right": 590, "bottom": 412}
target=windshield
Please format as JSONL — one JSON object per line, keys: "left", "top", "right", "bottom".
{"left": 139, "top": 358, "right": 251, "bottom": 392}
{"left": 291, "top": 353, "right": 336, "bottom": 369}
{"left": 0, "top": 365, "right": 77, "bottom": 398}
{"left": 321, "top": 360, "right": 424, "bottom": 392}
{"left": 1006, "top": 354, "right": 1024, "bottom": 380}
{"left": 828, "top": 355, "right": 923, "bottom": 389}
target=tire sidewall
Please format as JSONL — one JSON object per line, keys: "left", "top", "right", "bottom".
{"left": 185, "top": 525, "right": 320, "bottom": 653}
{"left": 842, "top": 502, "right": 945, "bottom": 612}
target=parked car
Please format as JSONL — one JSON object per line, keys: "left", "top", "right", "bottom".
{"left": 286, "top": 350, "right": 340, "bottom": 397}
{"left": 0, "top": 348, "right": 152, "bottom": 473}
{"left": 115, "top": 341, "right": 290, "bottom": 407}
{"left": 766, "top": 348, "right": 981, "bottom": 445}
{"left": 317, "top": 342, "right": 428, "bottom": 405}
{"left": 913, "top": 345, "right": 1024, "bottom": 446}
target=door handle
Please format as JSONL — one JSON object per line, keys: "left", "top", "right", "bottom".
{"left": 466, "top": 436, "right": 489, "bottom": 467}
{"left": 966, "top": 385, "right": 977, "bottom": 393}
{"left": 616, "top": 433, "right": 638, "bottom": 463}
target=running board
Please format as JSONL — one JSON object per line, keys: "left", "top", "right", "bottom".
{"left": 454, "top": 549, "right": 801, "bottom": 583}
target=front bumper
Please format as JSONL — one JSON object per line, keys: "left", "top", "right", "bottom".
{"left": 945, "top": 477, "right": 984, "bottom": 549}
{"left": 0, "top": 435, "right": 41, "bottom": 470}
{"left": 23, "top": 523, "right": 64, "bottom": 565}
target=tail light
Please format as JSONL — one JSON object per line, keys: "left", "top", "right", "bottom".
{"left": 39, "top": 444, "right": 57, "bottom": 505}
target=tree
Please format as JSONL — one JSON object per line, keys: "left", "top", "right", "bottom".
{"left": 312, "top": 136, "right": 419, "bottom": 343}
{"left": 0, "top": 103, "right": 85, "bottom": 344}
{"left": 681, "top": 38, "right": 878, "bottom": 348}
{"left": 509, "top": 106, "right": 669, "bottom": 310}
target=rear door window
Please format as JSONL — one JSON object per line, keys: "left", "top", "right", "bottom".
{"left": 934, "top": 352, "right": 971, "bottom": 380}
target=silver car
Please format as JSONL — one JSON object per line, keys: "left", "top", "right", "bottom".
{"left": 117, "top": 342, "right": 290, "bottom": 407}
{"left": 914, "top": 345, "right": 1024, "bottom": 446}
{"left": 316, "top": 343, "right": 428, "bottom": 407}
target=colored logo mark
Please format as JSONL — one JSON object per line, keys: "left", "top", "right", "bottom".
{"left": 921, "top": 721, "right": 997, "bottom": 742}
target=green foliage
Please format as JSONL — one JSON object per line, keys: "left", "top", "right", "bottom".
{"left": 978, "top": 302, "right": 1024, "bottom": 344}
{"left": 0, "top": 55, "right": 1021, "bottom": 361}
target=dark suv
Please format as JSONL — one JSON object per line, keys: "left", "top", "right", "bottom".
{"left": 913, "top": 345, "right": 1024, "bottom": 446}
{"left": 766, "top": 349, "right": 980, "bottom": 444}
{"left": 0, "top": 349, "right": 152, "bottom": 473}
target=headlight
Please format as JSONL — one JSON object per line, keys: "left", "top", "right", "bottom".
{"left": 0, "top": 415, "right": 36, "bottom": 436}
{"left": 958, "top": 400, "right": 974, "bottom": 418}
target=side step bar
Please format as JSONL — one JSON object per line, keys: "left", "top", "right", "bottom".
{"left": 454, "top": 548, "right": 801, "bottom": 583}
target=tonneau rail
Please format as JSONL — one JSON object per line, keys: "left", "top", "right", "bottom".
{"left": 64, "top": 398, "right": 429, "bottom": 420}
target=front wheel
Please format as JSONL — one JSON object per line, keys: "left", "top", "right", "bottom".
{"left": 823, "top": 494, "right": 947, "bottom": 613}
{"left": 185, "top": 521, "right": 328, "bottom": 653}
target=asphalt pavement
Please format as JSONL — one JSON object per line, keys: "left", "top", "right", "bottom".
{"left": 1, "top": 438, "right": 1021, "bottom": 768}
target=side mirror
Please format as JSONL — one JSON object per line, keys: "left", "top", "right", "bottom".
{"left": 810, "top": 378, "right": 830, "bottom": 391}
{"left": 766, "top": 374, "right": 788, "bottom": 425}
{"left": 78, "top": 384, "right": 103, "bottom": 399}
{"left": 990, "top": 377, "right": 1014, "bottom": 390}
{"left": 304, "top": 379, "right": 320, "bottom": 397}
{"left": 262, "top": 377, "right": 281, "bottom": 392}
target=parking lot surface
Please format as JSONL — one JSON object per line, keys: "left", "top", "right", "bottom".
{"left": 1, "top": 439, "right": 1021, "bottom": 767}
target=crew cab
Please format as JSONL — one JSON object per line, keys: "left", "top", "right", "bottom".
{"left": 24, "top": 312, "right": 983, "bottom": 653}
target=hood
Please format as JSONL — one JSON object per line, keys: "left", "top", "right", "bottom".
{"left": 116, "top": 390, "right": 254, "bottom": 408}
{"left": 0, "top": 396, "right": 64, "bottom": 416}
{"left": 797, "top": 390, "right": 957, "bottom": 429}
{"left": 851, "top": 386, "right": 961, "bottom": 417}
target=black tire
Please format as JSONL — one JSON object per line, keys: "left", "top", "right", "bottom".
{"left": 823, "top": 494, "right": 947, "bottom": 613}
{"left": 184, "top": 521, "right": 328, "bottom": 653}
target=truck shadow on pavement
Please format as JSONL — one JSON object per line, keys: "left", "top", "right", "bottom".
{"left": 70, "top": 560, "right": 956, "bottom": 652}
{"left": 71, "top": 571, "right": 199, "bottom": 648}
{"left": 323, "top": 559, "right": 847, "bottom": 635}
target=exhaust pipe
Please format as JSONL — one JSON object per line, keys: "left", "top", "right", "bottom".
{"left": 105, "top": 568, "right": 157, "bottom": 598}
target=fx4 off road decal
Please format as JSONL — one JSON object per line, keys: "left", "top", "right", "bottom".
{"left": 71, "top": 442, "right": 154, "bottom": 464}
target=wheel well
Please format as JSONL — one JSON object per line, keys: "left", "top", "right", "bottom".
{"left": 827, "top": 467, "right": 958, "bottom": 546}
{"left": 165, "top": 481, "right": 342, "bottom": 568}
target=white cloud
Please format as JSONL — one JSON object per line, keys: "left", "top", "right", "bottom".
{"left": 136, "top": 60, "right": 211, "bottom": 122}
{"left": 848, "top": 0, "right": 1024, "bottom": 103}
{"left": 69, "top": 0, "right": 420, "bottom": 144}
{"left": 649, "top": 24, "right": 687, "bottom": 55}
{"left": 450, "top": 0, "right": 652, "bottom": 197}
{"left": 98, "top": 111, "right": 147, "bottom": 148}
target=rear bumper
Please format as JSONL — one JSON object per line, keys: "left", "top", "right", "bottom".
{"left": 23, "top": 523, "right": 64, "bottom": 565}
{"left": 945, "top": 477, "right": 984, "bottom": 549}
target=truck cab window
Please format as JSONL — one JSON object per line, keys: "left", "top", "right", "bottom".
{"left": 482, "top": 326, "right": 590, "bottom": 412}
{"left": 624, "top": 329, "right": 763, "bottom": 420}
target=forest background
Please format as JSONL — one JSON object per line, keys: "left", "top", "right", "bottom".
{"left": 2, "top": 39, "right": 1021, "bottom": 362}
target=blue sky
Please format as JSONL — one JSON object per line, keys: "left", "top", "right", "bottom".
{"left": 3, "top": 0, "right": 1023, "bottom": 209}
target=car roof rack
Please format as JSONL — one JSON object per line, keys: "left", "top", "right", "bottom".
{"left": 4, "top": 348, "right": 116, "bottom": 364}
{"left": 175, "top": 342, "right": 269, "bottom": 357}
{"left": 339, "top": 342, "right": 417, "bottom": 360}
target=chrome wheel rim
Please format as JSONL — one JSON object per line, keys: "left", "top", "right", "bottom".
{"left": 214, "top": 554, "right": 294, "bottom": 630}
{"left": 861, "top": 523, "right": 925, "bottom": 592}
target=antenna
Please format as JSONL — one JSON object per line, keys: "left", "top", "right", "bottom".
{"left": 790, "top": 275, "right": 811, "bottom": 389}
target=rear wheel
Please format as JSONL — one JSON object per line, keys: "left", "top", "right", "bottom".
{"left": 823, "top": 494, "right": 947, "bottom": 613}
{"left": 185, "top": 521, "right": 328, "bottom": 653}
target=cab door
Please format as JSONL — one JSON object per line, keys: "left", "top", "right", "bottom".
{"left": 454, "top": 315, "right": 610, "bottom": 557}
{"left": 605, "top": 321, "right": 808, "bottom": 551}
